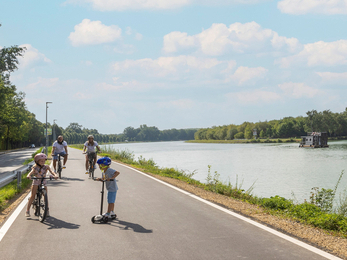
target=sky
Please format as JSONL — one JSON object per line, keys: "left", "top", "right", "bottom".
{"left": 1, "top": 0, "right": 347, "bottom": 134}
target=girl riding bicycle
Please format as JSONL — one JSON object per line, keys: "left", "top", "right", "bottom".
{"left": 25, "top": 153, "right": 58, "bottom": 217}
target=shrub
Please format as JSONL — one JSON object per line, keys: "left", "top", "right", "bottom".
{"left": 261, "top": 196, "right": 293, "bottom": 210}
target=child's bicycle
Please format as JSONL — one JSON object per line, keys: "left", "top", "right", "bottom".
{"left": 84, "top": 151, "right": 98, "bottom": 178}
{"left": 31, "top": 176, "right": 55, "bottom": 223}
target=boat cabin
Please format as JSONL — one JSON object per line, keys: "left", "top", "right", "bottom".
{"left": 299, "top": 132, "right": 328, "bottom": 148}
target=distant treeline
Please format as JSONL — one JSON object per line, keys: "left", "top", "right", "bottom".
{"left": 51, "top": 123, "right": 197, "bottom": 145}
{"left": 194, "top": 109, "right": 347, "bottom": 140}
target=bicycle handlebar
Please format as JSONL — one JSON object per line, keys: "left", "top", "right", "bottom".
{"left": 31, "top": 176, "right": 56, "bottom": 180}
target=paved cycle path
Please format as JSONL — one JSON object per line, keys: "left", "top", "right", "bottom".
{"left": 0, "top": 148, "right": 341, "bottom": 259}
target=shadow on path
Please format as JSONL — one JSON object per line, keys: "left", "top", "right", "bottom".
{"left": 60, "top": 177, "right": 84, "bottom": 182}
{"left": 43, "top": 216, "right": 80, "bottom": 230}
{"left": 108, "top": 219, "right": 153, "bottom": 233}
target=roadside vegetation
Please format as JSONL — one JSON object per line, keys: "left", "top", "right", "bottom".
{"left": 71, "top": 144, "right": 347, "bottom": 237}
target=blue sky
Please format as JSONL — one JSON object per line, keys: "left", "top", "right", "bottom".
{"left": 1, "top": 0, "right": 347, "bottom": 134}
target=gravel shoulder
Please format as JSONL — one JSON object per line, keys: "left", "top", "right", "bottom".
{"left": 1, "top": 167, "right": 347, "bottom": 259}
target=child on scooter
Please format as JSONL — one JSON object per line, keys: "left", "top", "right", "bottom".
{"left": 96, "top": 157, "right": 120, "bottom": 218}
{"left": 25, "top": 153, "right": 58, "bottom": 217}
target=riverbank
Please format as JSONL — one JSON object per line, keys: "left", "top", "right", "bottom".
{"left": 186, "top": 138, "right": 300, "bottom": 144}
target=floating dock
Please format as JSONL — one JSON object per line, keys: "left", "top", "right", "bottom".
{"left": 299, "top": 132, "right": 329, "bottom": 148}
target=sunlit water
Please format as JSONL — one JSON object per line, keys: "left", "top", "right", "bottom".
{"left": 101, "top": 141, "right": 347, "bottom": 203}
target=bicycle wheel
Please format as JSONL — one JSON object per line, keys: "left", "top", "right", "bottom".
{"left": 91, "top": 159, "right": 95, "bottom": 179}
{"left": 89, "top": 158, "right": 93, "bottom": 178}
{"left": 58, "top": 161, "right": 62, "bottom": 179}
{"left": 33, "top": 196, "right": 39, "bottom": 216}
{"left": 38, "top": 190, "right": 48, "bottom": 222}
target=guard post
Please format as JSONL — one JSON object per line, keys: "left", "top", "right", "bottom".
{"left": 17, "top": 170, "right": 22, "bottom": 189}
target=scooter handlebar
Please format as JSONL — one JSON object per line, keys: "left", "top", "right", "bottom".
{"left": 93, "top": 177, "right": 114, "bottom": 181}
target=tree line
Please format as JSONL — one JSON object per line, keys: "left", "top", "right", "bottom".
{"left": 194, "top": 109, "right": 347, "bottom": 141}
{"left": 0, "top": 24, "right": 41, "bottom": 150}
{"left": 54, "top": 123, "right": 197, "bottom": 145}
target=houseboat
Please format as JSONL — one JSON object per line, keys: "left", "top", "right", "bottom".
{"left": 299, "top": 132, "right": 329, "bottom": 148}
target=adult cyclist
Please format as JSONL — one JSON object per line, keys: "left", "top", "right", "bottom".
{"left": 83, "top": 135, "right": 101, "bottom": 174}
{"left": 51, "top": 135, "right": 68, "bottom": 173}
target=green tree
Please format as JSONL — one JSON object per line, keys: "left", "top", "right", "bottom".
{"left": 123, "top": 126, "right": 139, "bottom": 140}
{"left": 226, "top": 127, "right": 238, "bottom": 140}
{"left": 234, "top": 132, "right": 244, "bottom": 139}
{"left": 65, "top": 122, "right": 83, "bottom": 134}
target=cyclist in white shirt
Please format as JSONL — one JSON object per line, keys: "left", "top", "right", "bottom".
{"left": 51, "top": 135, "right": 68, "bottom": 172}
{"left": 83, "top": 135, "right": 101, "bottom": 174}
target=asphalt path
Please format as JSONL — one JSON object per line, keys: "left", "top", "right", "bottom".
{"left": 0, "top": 148, "right": 37, "bottom": 178}
{"left": 0, "top": 148, "right": 341, "bottom": 259}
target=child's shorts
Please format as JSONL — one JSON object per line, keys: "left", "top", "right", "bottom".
{"left": 107, "top": 191, "right": 117, "bottom": 203}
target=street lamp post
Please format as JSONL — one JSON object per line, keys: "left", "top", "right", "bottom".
{"left": 45, "top": 102, "right": 52, "bottom": 155}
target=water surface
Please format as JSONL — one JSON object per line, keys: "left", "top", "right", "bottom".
{"left": 102, "top": 141, "right": 347, "bottom": 202}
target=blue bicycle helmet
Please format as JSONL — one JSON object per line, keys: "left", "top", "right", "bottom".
{"left": 97, "top": 157, "right": 111, "bottom": 165}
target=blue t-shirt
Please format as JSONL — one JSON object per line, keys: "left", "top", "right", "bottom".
{"left": 103, "top": 167, "right": 118, "bottom": 192}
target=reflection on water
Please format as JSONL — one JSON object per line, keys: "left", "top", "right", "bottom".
{"left": 102, "top": 140, "right": 347, "bottom": 202}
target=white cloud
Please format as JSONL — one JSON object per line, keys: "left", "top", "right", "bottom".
{"left": 25, "top": 77, "right": 59, "bottom": 90}
{"left": 278, "top": 0, "right": 347, "bottom": 15}
{"left": 113, "top": 43, "right": 136, "bottom": 54}
{"left": 125, "top": 27, "right": 143, "bottom": 40}
{"left": 163, "top": 22, "right": 301, "bottom": 56}
{"left": 316, "top": 71, "right": 347, "bottom": 83}
{"left": 279, "top": 40, "right": 347, "bottom": 68}
{"left": 228, "top": 90, "right": 281, "bottom": 103}
{"left": 158, "top": 99, "right": 195, "bottom": 109}
{"left": 69, "top": 19, "right": 122, "bottom": 46}
{"left": 226, "top": 66, "right": 268, "bottom": 85}
{"left": 18, "top": 44, "right": 51, "bottom": 68}
{"left": 112, "top": 55, "right": 224, "bottom": 77}
{"left": 74, "top": 92, "right": 94, "bottom": 100}
{"left": 278, "top": 82, "right": 320, "bottom": 98}
{"left": 81, "top": 60, "right": 93, "bottom": 66}
{"left": 111, "top": 56, "right": 268, "bottom": 85}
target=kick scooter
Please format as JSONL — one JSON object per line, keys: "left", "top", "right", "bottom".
{"left": 91, "top": 178, "right": 116, "bottom": 224}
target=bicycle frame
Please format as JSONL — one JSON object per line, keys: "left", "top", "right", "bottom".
{"left": 57, "top": 154, "right": 63, "bottom": 179}
{"left": 87, "top": 152, "right": 97, "bottom": 178}
{"left": 32, "top": 176, "right": 53, "bottom": 222}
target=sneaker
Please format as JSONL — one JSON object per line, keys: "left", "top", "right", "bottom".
{"left": 63, "top": 165, "right": 66, "bottom": 169}
{"left": 103, "top": 212, "right": 110, "bottom": 217}
{"left": 85, "top": 171, "right": 89, "bottom": 174}
{"left": 110, "top": 211, "right": 117, "bottom": 218}
{"left": 25, "top": 211, "right": 30, "bottom": 217}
